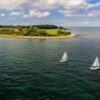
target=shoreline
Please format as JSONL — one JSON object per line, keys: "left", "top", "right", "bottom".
{"left": 0, "top": 33, "right": 78, "bottom": 39}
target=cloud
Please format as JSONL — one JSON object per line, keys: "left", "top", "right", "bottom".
{"left": 0, "top": 0, "right": 87, "bottom": 10}
{"left": 59, "top": 9, "right": 100, "bottom": 17}
{"left": 22, "top": 14, "right": 29, "bottom": 18}
{"left": 59, "top": 0, "right": 87, "bottom": 9}
{"left": 86, "top": 10, "right": 100, "bottom": 17}
{"left": 23, "top": 10, "right": 50, "bottom": 18}
{"left": 0, "top": 0, "right": 100, "bottom": 18}
{"left": 28, "top": 0, "right": 100, "bottom": 17}
{"left": 0, "top": 0, "right": 27, "bottom": 10}
{"left": 28, "top": 0, "right": 87, "bottom": 10}
{"left": 10, "top": 11, "right": 23, "bottom": 16}
{"left": 81, "top": 21, "right": 90, "bottom": 24}
{"left": 0, "top": 13, "right": 5, "bottom": 16}
{"left": 58, "top": 9, "right": 84, "bottom": 17}
{"left": 87, "top": 2, "right": 100, "bottom": 9}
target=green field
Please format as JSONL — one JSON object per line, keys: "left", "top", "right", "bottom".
{"left": 45, "top": 29, "right": 71, "bottom": 36}
{"left": 45, "top": 29, "right": 58, "bottom": 36}
{"left": 0, "top": 27, "right": 71, "bottom": 36}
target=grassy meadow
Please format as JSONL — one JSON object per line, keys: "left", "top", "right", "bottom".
{"left": 0, "top": 25, "right": 71, "bottom": 37}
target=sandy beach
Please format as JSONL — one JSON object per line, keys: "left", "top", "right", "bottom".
{"left": 0, "top": 34, "right": 78, "bottom": 39}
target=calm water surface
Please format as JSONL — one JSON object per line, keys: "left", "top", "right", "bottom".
{"left": 0, "top": 27, "right": 100, "bottom": 100}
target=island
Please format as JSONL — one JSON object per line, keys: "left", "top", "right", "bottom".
{"left": 0, "top": 25, "right": 77, "bottom": 39}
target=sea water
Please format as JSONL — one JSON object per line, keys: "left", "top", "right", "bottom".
{"left": 0, "top": 27, "right": 100, "bottom": 100}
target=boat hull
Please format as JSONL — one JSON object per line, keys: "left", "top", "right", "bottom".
{"left": 60, "top": 59, "right": 68, "bottom": 63}
{"left": 90, "top": 66, "right": 100, "bottom": 70}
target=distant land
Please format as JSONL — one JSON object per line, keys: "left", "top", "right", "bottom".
{"left": 0, "top": 25, "right": 77, "bottom": 39}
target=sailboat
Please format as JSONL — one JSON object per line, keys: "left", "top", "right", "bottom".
{"left": 90, "top": 56, "right": 100, "bottom": 70}
{"left": 60, "top": 51, "right": 68, "bottom": 63}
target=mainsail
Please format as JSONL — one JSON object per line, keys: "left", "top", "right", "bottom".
{"left": 90, "top": 56, "right": 100, "bottom": 70}
{"left": 92, "top": 57, "right": 100, "bottom": 67}
{"left": 60, "top": 51, "right": 68, "bottom": 62}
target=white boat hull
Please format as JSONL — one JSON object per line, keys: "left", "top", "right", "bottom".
{"left": 90, "top": 66, "right": 100, "bottom": 70}
{"left": 60, "top": 59, "right": 68, "bottom": 63}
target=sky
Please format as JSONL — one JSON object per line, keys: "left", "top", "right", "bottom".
{"left": 0, "top": 0, "right": 100, "bottom": 26}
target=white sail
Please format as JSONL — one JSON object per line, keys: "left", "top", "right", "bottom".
{"left": 62, "top": 52, "right": 68, "bottom": 60}
{"left": 60, "top": 51, "right": 68, "bottom": 62}
{"left": 92, "top": 57, "right": 100, "bottom": 67}
{"left": 90, "top": 56, "right": 100, "bottom": 70}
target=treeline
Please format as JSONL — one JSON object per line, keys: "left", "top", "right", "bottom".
{"left": 0, "top": 25, "right": 71, "bottom": 36}
{"left": 0, "top": 25, "right": 16, "bottom": 28}
{"left": 0, "top": 27, "right": 47, "bottom": 36}
{"left": 32, "top": 25, "right": 58, "bottom": 29}
{"left": 0, "top": 25, "right": 63, "bottom": 29}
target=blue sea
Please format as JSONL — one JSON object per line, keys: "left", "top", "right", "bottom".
{"left": 0, "top": 27, "right": 100, "bottom": 100}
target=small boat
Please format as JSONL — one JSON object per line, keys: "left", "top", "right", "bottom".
{"left": 60, "top": 51, "right": 68, "bottom": 63}
{"left": 90, "top": 56, "right": 100, "bottom": 70}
